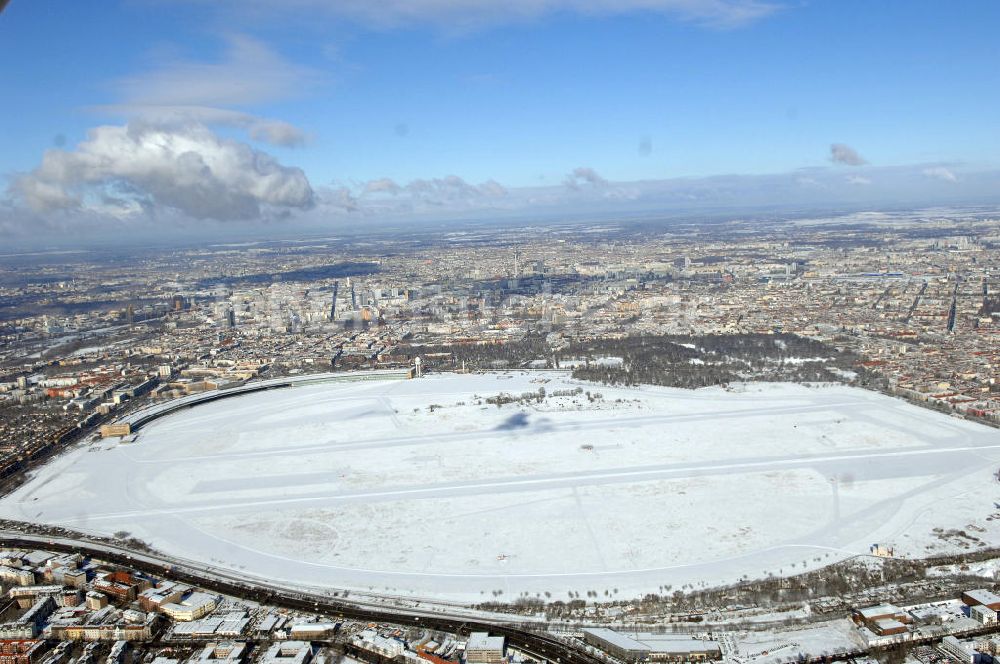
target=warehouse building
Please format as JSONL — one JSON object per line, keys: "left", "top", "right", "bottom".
{"left": 855, "top": 604, "right": 909, "bottom": 624}
{"left": 962, "top": 590, "right": 1000, "bottom": 611}
{"left": 639, "top": 636, "right": 723, "bottom": 662}
{"left": 582, "top": 629, "right": 650, "bottom": 663}
{"left": 583, "top": 629, "right": 722, "bottom": 663}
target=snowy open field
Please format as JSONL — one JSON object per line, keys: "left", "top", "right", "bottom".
{"left": 3, "top": 372, "right": 1000, "bottom": 603}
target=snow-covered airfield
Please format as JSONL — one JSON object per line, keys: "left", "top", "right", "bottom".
{"left": 4, "top": 371, "right": 1000, "bottom": 604}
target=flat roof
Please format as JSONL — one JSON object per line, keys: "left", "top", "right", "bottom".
{"left": 873, "top": 619, "right": 908, "bottom": 631}
{"left": 290, "top": 623, "right": 337, "bottom": 632}
{"left": 466, "top": 632, "right": 505, "bottom": 652}
{"left": 637, "top": 636, "right": 721, "bottom": 654}
{"left": 858, "top": 603, "right": 902, "bottom": 619}
{"left": 582, "top": 628, "right": 650, "bottom": 653}
{"left": 964, "top": 589, "right": 1000, "bottom": 605}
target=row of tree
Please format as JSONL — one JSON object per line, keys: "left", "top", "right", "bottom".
{"left": 568, "top": 333, "right": 861, "bottom": 389}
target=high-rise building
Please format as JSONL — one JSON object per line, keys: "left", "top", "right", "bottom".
{"left": 329, "top": 281, "right": 339, "bottom": 321}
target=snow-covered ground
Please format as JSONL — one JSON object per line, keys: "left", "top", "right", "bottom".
{"left": 926, "top": 558, "right": 1000, "bottom": 579}
{"left": 729, "top": 619, "right": 867, "bottom": 663}
{"left": 3, "top": 372, "right": 1000, "bottom": 604}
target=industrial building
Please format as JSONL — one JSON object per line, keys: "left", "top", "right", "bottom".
{"left": 169, "top": 611, "right": 251, "bottom": 640}
{"left": 962, "top": 589, "right": 1000, "bottom": 610}
{"left": 638, "top": 637, "right": 723, "bottom": 662}
{"left": 582, "top": 629, "right": 650, "bottom": 662}
{"left": 582, "top": 629, "right": 722, "bottom": 663}
{"left": 852, "top": 603, "right": 912, "bottom": 637}
{"left": 855, "top": 604, "right": 908, "bottom": 623}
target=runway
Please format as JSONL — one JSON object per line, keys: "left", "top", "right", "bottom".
{"left": 3, "top": 372, "right": 998, "bottom": 602}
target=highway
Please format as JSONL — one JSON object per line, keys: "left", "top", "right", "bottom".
{"left": 0, "top": 530, "right": 603, "bottom": 664}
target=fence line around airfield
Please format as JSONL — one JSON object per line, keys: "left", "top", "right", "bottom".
{"left": 118, "top": 367, "right": 580, "bottom": 433}
{"left": 120, "top": 368, "right": 413, "bottom": 432}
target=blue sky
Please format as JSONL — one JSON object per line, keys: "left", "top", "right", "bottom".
{"left": 2, "top": 0, "right": 999, "bottom": 237}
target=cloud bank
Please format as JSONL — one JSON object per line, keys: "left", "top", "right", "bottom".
{"left": 325, "top": 175, "right": 509, "bottom": 215}
{"left": 306, "top": 162, "right": 999, "bottom": 227}
{"left": 923, "top": 166, "right": 958, "bottom": 183}
{"left": 208, "top": 0, "right": 782, "bottom": 31}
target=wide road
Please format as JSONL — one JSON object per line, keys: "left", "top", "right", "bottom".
{"left": 0, "top": 530, "right": 603, "bottom": 664}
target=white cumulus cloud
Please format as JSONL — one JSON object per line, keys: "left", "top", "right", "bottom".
{"left": 99, "top": 105, "right": 309, "bottom": 148}
{"left": 10, "top": 121, "right": 315, "bottom": 221}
